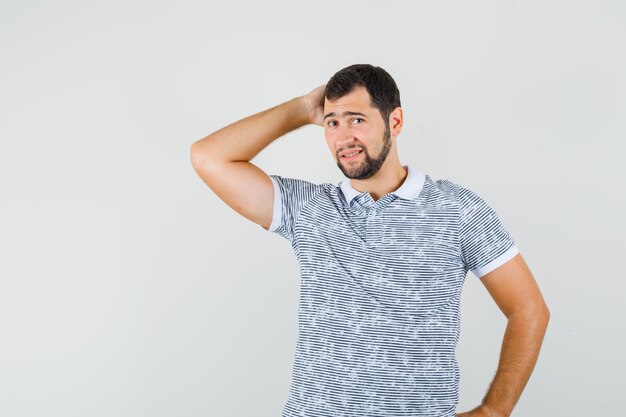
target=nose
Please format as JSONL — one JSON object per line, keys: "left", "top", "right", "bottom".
{"left": 336, "top": 136, "right": 360, "bottom": 152}
{"left": 334, "top": 126, "right": 359, "bottom": 146}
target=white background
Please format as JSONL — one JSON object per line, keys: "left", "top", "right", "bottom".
{"left": 1, "top": 1, "right": 624, "bottom": 416}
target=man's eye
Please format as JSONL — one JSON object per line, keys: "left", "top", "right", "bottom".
{"left": 327, "top": 121, "right": 337, "bottom": 127}
{"left": 352, "top": 118, "right": 364, "bottom": 125}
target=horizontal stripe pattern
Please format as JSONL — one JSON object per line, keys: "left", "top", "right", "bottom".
{"left": 264, "top": 166, "right": 518, "bottom": 417}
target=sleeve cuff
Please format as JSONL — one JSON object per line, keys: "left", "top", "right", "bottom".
{"left": 268, "top": 176, "right": 282, "bottom": 232}
{"left": 472, "top": 244, "right": 520, "bottom": 278}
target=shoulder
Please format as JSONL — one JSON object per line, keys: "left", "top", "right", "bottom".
{"left": 417, "top": 175, "right": 464, "bottom": 208}
{"left": 417, "top": 175, "right": 497, "bottom": 219}
{"left": 421, "top": 175, "right": 486, "bottom": 207}
{"left": 426, "top": 175, "right": 461, "bottom": 195}
{"left": 269, "top": 174, "right": 337, "bottom": 203}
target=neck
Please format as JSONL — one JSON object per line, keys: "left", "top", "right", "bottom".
{"left": 350, "top": 159, "right": 408, "bottom": 201}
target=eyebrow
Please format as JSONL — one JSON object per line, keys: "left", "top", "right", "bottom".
{"left": 323, "top": 111, "right": 368, "bottom": 120}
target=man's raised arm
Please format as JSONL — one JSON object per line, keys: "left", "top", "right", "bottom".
{"left": 190, "top": 85, "right": 326, "bottom": 230}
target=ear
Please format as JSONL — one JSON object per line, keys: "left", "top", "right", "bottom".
{"left": 389, "top": 107, "right": 403, "bottom": 137}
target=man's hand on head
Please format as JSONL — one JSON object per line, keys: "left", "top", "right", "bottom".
{"left": 301, "top": 83, "right": 326, "bottom": 126}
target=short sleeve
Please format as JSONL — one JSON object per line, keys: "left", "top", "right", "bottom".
{"left": 262, "top": 174, "right": 321, "bottom": 242}
{"left": 458, "top": 185, "right": 520, "bottom": 278}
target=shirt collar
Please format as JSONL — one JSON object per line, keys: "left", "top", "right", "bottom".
{"left": 338, "top": 165, "right": 426, "bottom": 205}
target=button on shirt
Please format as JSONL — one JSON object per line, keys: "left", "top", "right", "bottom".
{"left": 263, "top": 165, "right": 519, "bottom": 417}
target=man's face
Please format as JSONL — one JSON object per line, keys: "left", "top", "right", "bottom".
{"left": 323, "top": 86, "right": 392, "bottom": 180}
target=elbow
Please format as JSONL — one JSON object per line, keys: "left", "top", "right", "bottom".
{"left": 530, "top": 302, "right": 551, "bottom": 331}
{"left": 530, "top": 300, "right": 550, "bottom": 322}
{"left": 190, "top": 142, "right": 225, "bottom": 180}
{"left": 190, "top": 142, "right": 201, "bottom": 166}
{"left": 510, "top": 301, "right": 550, "bottom": 326}
{"left": 538, "top": 297, "right": 550, "bottom": 321}
{"left": 190, "top": 141, "right": 212, "bottom": 168}
{"left": 542, "top": 303, "right": 551, "bottom": 326}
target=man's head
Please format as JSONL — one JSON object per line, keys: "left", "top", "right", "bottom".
{"left": 325, "top": 64, "right": 401, "bottom": 130}
{"left": 323, "top": 64, "right": 403, "bottom": 180}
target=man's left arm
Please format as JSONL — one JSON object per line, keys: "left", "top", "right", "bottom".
{"left": 457, "top": 253, "right": 550, "bottom": 417}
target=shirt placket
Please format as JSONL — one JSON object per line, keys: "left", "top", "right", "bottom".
{"left": 360, "top": 194, "right": 394, "bottom": 247}
{"left": 365, "top": 207, "right": 380, "bottom": 246}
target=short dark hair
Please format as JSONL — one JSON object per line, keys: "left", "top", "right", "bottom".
{"left": 325, "top": 64, "right": 401, "bottom": 125}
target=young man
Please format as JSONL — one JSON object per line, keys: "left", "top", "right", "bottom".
{"left": 190, "top": 64, "right": 550, "bottom": 417}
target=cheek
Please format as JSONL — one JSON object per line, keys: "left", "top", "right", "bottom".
{"left": 324, "top": 135, "right": 335, "bottom": 156}
{"left": 324, "top": 132, "right": 332, "bottom": 146}
{"left": 325, "top": 130, "right": 338, "bottom": 148}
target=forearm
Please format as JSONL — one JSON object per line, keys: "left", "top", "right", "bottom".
{"left": 481, "top": 306, "right": 550, "bottom": 417}
{"left": 191, "top": 96, "right": 311, "bottom": 164}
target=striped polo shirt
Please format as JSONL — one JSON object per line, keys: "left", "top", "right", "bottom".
{"left": 263, "top": 165, "right": 519, "bottom": 417}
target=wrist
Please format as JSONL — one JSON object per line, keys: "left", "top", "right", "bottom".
{"left": 295, "top": 95, "right": 315, "bottom": 125}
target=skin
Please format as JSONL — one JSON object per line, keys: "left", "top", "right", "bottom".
{"left": 309, "top": 84, "right": 410, "bottom": 201}
{"left": 192, "top": 82, "right": 550, "bottom": 417}
{"left": 325, "top": 88, "right": 392, "bottom": 181}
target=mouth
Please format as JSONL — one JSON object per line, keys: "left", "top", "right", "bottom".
{"left": 340, "top": 149, "right": 363, "bottom": 161}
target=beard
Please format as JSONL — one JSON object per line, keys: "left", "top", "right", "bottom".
{"left": 337, "top": 122, "right": 392, "bottom": 180}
